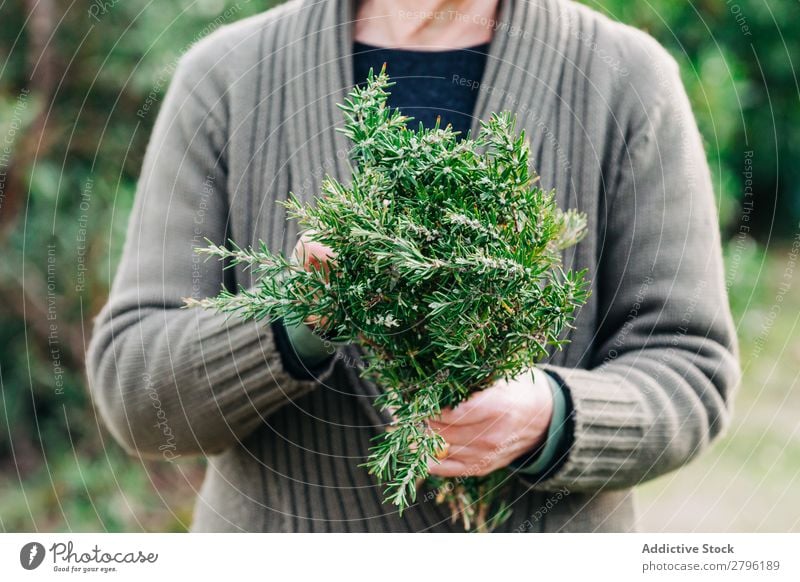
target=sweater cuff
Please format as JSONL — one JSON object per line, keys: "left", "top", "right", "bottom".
{"left": 271, "top": 319, "right": 335, "bottom": 381}
{"left": 525, "top": 364, "right": 646, "bottom": 491}
{"left": 267, "top": 267, "right": 338, "bottom": 380}
{"left": 284, "top": 319, "right": 334, "bottom": 367}
{"left": 509, "top": 370, "right": 572, "bottom": 477}
{"left": 513, "top": 371, "right": 569, "bottom": 474}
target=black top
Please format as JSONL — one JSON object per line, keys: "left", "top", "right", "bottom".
{"left": 352, "top": 41, "right": 491, "bottom": 137}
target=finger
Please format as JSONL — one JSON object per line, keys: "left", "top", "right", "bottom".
{"left": 304, "top": 313, "right": 331, "bottom": 329}
{"left": 433, "top": 429, "right": 528, "bottom": 465}
{"left": 435, "top": 443, "right": 485, "bottom": 464}
{"left": 429, "top": 447, "right": 511, "bottom": 478}
{"left": 298, "top": 241, "right": 336, "bottom": 270}
{"left": 300, "top": 231, "right": 336, "bottom": 258}
{"left": 427, "top": 458, "right": 471, "bottom": 478}
{"left": 433, "top": 393, "right": 494, "bottom": 426}
{"left": 428, "top": 453, "right": 499, "bottom": 478}
{"left": 427, "top": 420, "right": 491, "bottom": 447}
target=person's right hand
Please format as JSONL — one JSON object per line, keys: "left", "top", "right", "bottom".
{"left": 292, "top": 231, "right": 336, "bottom": 330}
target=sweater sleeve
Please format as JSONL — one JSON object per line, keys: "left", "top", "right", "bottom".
{"left": 85, "top": 50, "right": 337, "bottom": 459}
{"left": 529, "top": 57, "right": 741, "bottom": 493}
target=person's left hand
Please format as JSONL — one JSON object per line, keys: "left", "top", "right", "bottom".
{"left": 427, "top": 370, "right": 554, "bottom": 477}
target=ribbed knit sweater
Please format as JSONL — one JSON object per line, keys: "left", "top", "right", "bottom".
{"left": 86, "top": 0, "right": 741, "bottom": 532}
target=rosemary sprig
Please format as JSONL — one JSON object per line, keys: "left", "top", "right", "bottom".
{"left": 186, "top": 67, "right": 590, "bottom": 531}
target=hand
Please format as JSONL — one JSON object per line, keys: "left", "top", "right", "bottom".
{"left": 292, "top": 231, "right": 336, "bottom": 329}
{"left": 426, "top": 370, "right": 554, "bottom": 477}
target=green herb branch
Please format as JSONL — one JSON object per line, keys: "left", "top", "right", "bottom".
{"left": 185, "top": 67, "right": 590, "bottom": 531}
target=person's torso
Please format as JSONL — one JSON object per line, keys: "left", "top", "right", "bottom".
{"left": 188, "top": 0, "right": 647, "bottom": 532}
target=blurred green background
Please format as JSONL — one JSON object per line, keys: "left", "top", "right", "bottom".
{"left": 0, "top": 0, "right": 797, "bottom": 532}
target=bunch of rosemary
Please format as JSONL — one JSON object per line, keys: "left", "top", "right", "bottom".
{"left": 186, "top": 68, "right": 589, "bottom": 531}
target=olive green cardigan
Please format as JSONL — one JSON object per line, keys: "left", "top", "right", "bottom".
{"left": 86, "top": 0, "right": 740, "bottom": 532}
